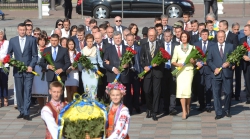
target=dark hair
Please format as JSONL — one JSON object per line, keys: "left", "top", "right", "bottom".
{"left": 49, "top": 81, "right": 63, "bottom": 90}
{"left": 78, "top": 24, "right": 85, "bottom": 29}
{"left": 85, "top": 34, "right": 94, "bottom": 41}
{"left": 200, "top": 29, "right": 209, "bottom": 35}
{"left": 63, "top": 18, "right": 71, "bottom": 24}
{"left": 183, "top": 12, "right": 190, "bottom": 17}
{"left": 175, "top": 26, "right": 183, "bottom": 31}
{"left": 92, "top": 26, "right": 99, "bottom": 30}
{"left": 55, "top": 19, "right": 63, "bottom": 28}
{"left": 191, "top": 20, "right": 199, "bottom": 25}
{"left": 198, "top": 23, "right": 206, "bottom": 28}
{"left": 102, "top": 21, "right": 110, "bottom": 26}
{"left": 37, "top": 35, "right": 48, "bottom": 45}
{"left": 24, "top": 19, "right": 32, "bottom": 24}
{"left": 220, "top": 20, "right": 229, "bottom": 28}
{"left": 51, "top": 34, "right": 60, "bottom": 40}
{"left": 77, "top": 27, "right": 85, "bottom": 35}
{"left": 60, "top": 37, "right": 68, "bottom": 45}
{"left": 180, "top": 32, "right": 190, "bottom": 43}
{"left": 128, "top": 23, "right": 139, "bottom": 36}
{"left": 155, "top": 23, "right": 163, "bottom": 29}
{"left": 33, "top": 27, "right": 41, "bottom": 33}
{"left": 66, "top": 38, "right": 77, "bottom": 57}
{"left": 164, "top": 28, "right": 173, "bottom": 35}
{"left": 89, "top": 19, "right": 97, "bottom": 25}
{"left": 41, "top": 30, "right": 48, "bottom": 37}
{"left": 126, "top": 33, "right": 134, "bottom": 38}
{"left": 154, "top": 17, "right": 162, "bottom": 22}
{"left": 99, "top": 24, "right": 108, "bottom": 30}
{"left": 17, "top": 23, "right": 26, "bottom": 28}
{"left": 69, "top": 25, "right": 78, "bottom": 37}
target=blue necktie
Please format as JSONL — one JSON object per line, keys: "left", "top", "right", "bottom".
{"left": 248, "top": 37, "right": 250, "bottom": 58}
{"left": 165, "top": 43, "right": 171, "bottom": 69}
{"left": 53, "top": 47, "right": 57, "bottom": 61}
{"left": 199, "top": 37, "right": 201, "bottom": 41}
{"left": 203, "top": 41, "right": 206, "bottom": 53}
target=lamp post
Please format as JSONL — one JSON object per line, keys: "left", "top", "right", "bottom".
{"left": 121, "top": 0, "right": 123, "bottom": 19}
{"left": 38, "top": 0, "right": 42, "bottom": 19}
{"left": 162, "top": 0, "right": 164, "bottom": 15}
{"left": 51, "top": 0, "right": 55, "bottom": 10}
{"left": 81, "top": 0, "right": 83, "bottom": 19}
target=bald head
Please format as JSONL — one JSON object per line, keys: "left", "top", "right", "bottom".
{"left": 94, "top": 32, "right": 102, "bottom": 44}
{"left": 247, "top": 20, "right": 250, "bottom": 25}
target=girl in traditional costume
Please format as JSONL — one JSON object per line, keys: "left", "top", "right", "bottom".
{"left": 106, "top": 82, "right": 130, "bottom": 139}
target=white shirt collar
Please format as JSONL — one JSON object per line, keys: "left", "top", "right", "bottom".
{"left": 218, "top": 42, "right": 225, "bottom": 50}
{"left": 19, "top": 36, "right": 26, "bottom": 40}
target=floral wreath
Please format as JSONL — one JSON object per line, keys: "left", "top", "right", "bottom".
{"left": 105, "top": 82, "right": 126, "bottom": 96}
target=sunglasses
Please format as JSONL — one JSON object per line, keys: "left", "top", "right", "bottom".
{"left": 34, "top": 33, "right": 40, "bottom": 35}
{"left": 58, "top": 24, "right": 63, "bottom": 26}
{"left": 116, "top": 20, "right": 122, "bottom": 22}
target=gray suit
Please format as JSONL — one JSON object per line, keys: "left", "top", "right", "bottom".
{"left": 204, "top": 0, "right": 218, "bottom": 20}
{"left": 8, "top": 36, "right": 38, "bottom": 115}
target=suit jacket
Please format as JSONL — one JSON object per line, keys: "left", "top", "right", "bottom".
{"left": 122, "top": 40, "right": 139, "bottom": 47}
{"left": 72, "top": 35, "right": 86, "bottom": 52}
{"left": 162, "top": 40, "right": 180, "bottom": 71}
{"left": 7, "top": 36, "right": 38, "bottom": 77}
{"left": 113, "top": 25, "right": 127, "bottom": 32}
{"left": 39, "top": 46, "right": 71, "bottom": 82}
{"left": 189, "top": 32, "right": 200, "bottom": 45}
{"left": 240, "top": 36, "right": 249, "bottom": 71}
{"left": 94, "top": 40, "right": 111, "bottom": 54}
{"left": 132, "top": 45, "right": 143, "bottom": 73}
{"left": 207, "top": 42, "right": 234, "bottom": 79}
{"left": 172, "top": 36, "right": 181, "bottom": 44}
{"left": 138, "top": 38, "right": 148, "bottom": 46}
{"left": 103, "top": 44, "right": 130, "bottom": 83}
{"left": 214, "top": 31, "right": 239, "bottom": 49}
{"left": 140, "top": 40, "right": 164, "bottom": 79}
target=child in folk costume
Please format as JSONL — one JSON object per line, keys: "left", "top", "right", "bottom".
{"left": 106, "top": 82, "right": 130, "bottom": 139}
{"left": 41, "top": 81, "right": 67, "bottom": 139}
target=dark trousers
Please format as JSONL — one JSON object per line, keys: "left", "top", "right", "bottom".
{"left": 244, "top": 65, "right": 250, "bottom": 100}
{"left": 78, "top": 71, "right": 84, "bottom": 95}
{"left": 130, "top": 71, "right": 140, "bottom": 109}
{"left": 14, "top": 74, "right": 34, "bottom": 115}
{"left": 64, "top": 5, "right": 72, "bottom": 19}
{"left": 121, "top": 83, "right": 132, "bottom": 112}
{"left": 97, "top": 68, "right": 107, "bottom": 101}
{"left": 204, "top": 0, "right": 218, "bottom": 20}
{"left": 197, "top": 73, "right": 212, "bottom": 107}
{"left": 0, "top": 68, "right": 9, "bottom": 98}
{"left": 47, "top": 76, "right": 65, "bottom": 102}
{"left": 140, "top": 79, "right": 146, "bottom": 104}
{"left": 234, "top": 65, "right": 242, "bottom": 97}
{"left": 143, "top": 75, "right": 161, "bottom": 114}
{"left": 212, "top": 76, "right": 232, "bottom": 116}
{"left": 162, "top": 68, "right": 176, "bottom": 112}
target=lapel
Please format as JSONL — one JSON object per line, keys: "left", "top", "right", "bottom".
{"left": 145, "top": 42, "right": 151, "bottom": 58}
{"left": 55, "top": 46, "right": 61, "bottom": 62}
{"left": 112, "top": 45, "right": 119, "bottom": 61}
{"left": 214, "top": 43, "right": 223, "bottom": 59}
{"left": 15, "top": 36, "right": 22, "bottom": 55}
{"left": 223, "top": 43, "right": 229, "bottom": 60}
{"left": 22, "top": 36, "right": 29, "bottom": 53}
{"left": 121, "top": 44, "right": 126, "bottom": 56}
{"left": 170, "top": 42, "right": 175, "bottom": 56}
{"left": 154, "top": 41, "right": 160, "bottom": 56}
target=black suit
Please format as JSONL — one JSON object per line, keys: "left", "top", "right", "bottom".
{"left": 240, "top": 37, "right": 250, "bottom": 101}
{"left": 40, "top": 46, "right": 71, "bottom": 101}
{"left": 207, "top": 42, "right": 234, "bottom": 116}
{"left": 139, "top": 38, "right": 148, "bottom": 46}
{"left": 204, "top": 0, "right": 218, "bottom": 20}
{"left": 113, "top": 25, "right": 127, "bottom": 32}
{"left": 172, "top": 36, "right": 181, "bottom": 44}
{"left": 161, "top": 41, "right": 179, "bottom": 113}
{"left": 189, "top": 31, "right": 200, "bottom": 45}
{"left": 140, "top": 40, "right": 164, "bottom": 114}
{"left": 214, "top": 31, "right": 239, "bottom": 49}
{"left": 103, "top": 44, "right": 131, "bottom": 111}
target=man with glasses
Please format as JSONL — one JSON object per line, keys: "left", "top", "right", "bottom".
{"left": 33, "top": 27, "right": 41, "bottom": 39}
{"left": 84, "top": 16, "right": 92, "bottom": 32}
{"left": 113, "top": 16, "right": 126, "bottom": 34}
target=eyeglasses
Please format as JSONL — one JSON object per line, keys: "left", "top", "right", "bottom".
{"left": 34, "top": 33, "right": 40, "bottom": 35}
{"left": 116, "top": 20, "right": 122, "bottom": 22}
{"left": 58, "top": 24, "right": 63, "bottom": 26}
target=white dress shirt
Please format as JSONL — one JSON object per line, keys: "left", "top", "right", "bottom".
{"left": 0, "top": 40, "right": 9, "bottom": 67}
{"left": 115, "top": 44, "right": 122, "bottom": 54}
{"left": 41, "top": 106, "right": 58, "bottom": 139}
{"left": 225, "top": 30, "right": 229, "bottom": 40}
{"left": 108, "top": 38, "right": 114, "bottom": 45}
{"left": 19, "top": 36, "right": 26, "bottom": 53}
{"left": 61, "top": 28, "right": 69, "bottom": 38}
{"left": 192, "top": 31, "right": 198, "bottom": 35}
{"left": 218, "top": 42, "right": 225, "bottom": 52}
{"left": 51, "top": 46, "right": 59, "bottom": 54}
{"left": 96, "top": 42, "right": 103, "bottom": 49}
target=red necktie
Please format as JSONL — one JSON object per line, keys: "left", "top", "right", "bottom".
{"left": 185, "top": 23, "right": 188, "bottom": 31}
{"left": 80, "top": 41, "right": 84, "bottom": 49}
{"left": 117, "top": 46, "right": 121, "bottom": 58}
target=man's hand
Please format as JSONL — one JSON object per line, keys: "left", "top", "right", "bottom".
{"left": 122, "top": 63, "right": 129, "bottom": 68}
{"left": 104, "top": 60, "right": 110, "bottom": 65}
{"left": 196, "top": 62, "right": 203, "bottom": 69}
{"left": 214, "top": 68, "right": 221, "bottom": 75}
{"left": 243, "top": 55, "right": 250, "bottom": 61}
{"left": 203, "top": 62, "right": 207, "bottom": 65}
{"left": 55, "top": 68, "right": 63, "bottom": 75}
{"left": 232, "top": 66, "right": 235, "bottom": 70}
{"left": 222, "top": 62, "right": 230, "bottom": 68}
{"left": 27, "top": 66, "right": 33, "bottom": 72}
{"left": 48, "top": 65, "right": 55, "bottom": 71}
{"left": 66, "top": 69, "right": 71, "bottom": 74}
{"left": 113, "top": 67, "right": 120, "bottom": 74}
{"left": 152, "top": 64, "right": 158, "bottom": 67}
{"left": 70, "top": 66, "right": 75, "bottom": 70}
{"left": 190, "top": 58, "right": 195, "bottom": 64}
{"left": 144, "top": 66, "right": 151, "bottom": 72}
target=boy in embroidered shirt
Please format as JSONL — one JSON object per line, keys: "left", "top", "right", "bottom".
{"left": 41, "top": 81, "right": 66, "bottom": 139}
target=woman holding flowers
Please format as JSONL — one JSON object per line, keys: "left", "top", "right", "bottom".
{"left": 106, "top": 82, "right": 130, "bottom": 139}
{"left": 65, "top": 39, "right": 79, "bottom": 102}
{"left": 171, "top": 32, "right": 196, "bottom": 120}
{"left": 81, "top": 34, "right": 103, "bottom": 99}
{"left": 0, "top": 29, "right": 9, "bottom": 107}
{"left": 32, "top": 35, "right": 49, "bottom": 110}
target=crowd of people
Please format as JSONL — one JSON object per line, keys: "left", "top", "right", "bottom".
{"left": 0, "top": 11, "right": 250, "bottom": 134}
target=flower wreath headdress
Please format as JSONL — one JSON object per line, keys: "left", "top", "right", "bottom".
{"left": 105, "top": 82, "right": 126, "bottom": 96}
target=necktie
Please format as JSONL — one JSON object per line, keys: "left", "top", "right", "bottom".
{"left": 203, "top": 41, "right": 206, "bottom": 53}
{"left": 247, "top": 37, "right": 250, "bottom": 57}
{"left": 53, "top": 47, "right": 57, "bottom": 61}
{"left": 80, "top": 41, "right": 84, "bottom": 49}
{"left": 165, "top": 43, "right": 171, "bottom": 69}
{"left": 185, "top": 23, "right": 188, "bottom": 31}
{"left": 98, "top": 43, "right": 101, "bottom": 49}
{"left": 150, "top": 42, "right": 155, "bottom": 58}
{"left": 20, "top": 38, "right": 24, "bottom": 53}
{"left": 117, "top": 46, "right": 121, "bottom": 58}
{"left": 117, "top": 26, "right": 120, "bottom": 32}
{"left": 109, "top": 38, "right": 112, "bottom": 44}
{"left": 220, "top": 45, "right": 223, "bottom": 58}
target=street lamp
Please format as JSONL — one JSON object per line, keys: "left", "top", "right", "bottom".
{"left": 121, "top": 0, "right": 123, "bottom": 19}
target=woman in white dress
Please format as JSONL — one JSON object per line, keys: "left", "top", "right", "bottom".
{"left": 65, "top": 38, "right": 79, "bottom": 102}
{"left": 32, "top": 35, "right": 49, "bottom": 110}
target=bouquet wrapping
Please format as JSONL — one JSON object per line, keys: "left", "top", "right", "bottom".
{"left": 42, "top": 51, "right": 64, "bottom": 85}
{"left": 79, "top": 55, "right": 104, "bottom": 77}
{"left": 171, "top": 46, "right": 205, "bottom": 76}
{"left": 138, "top": 47, "right": 171, "bottom": 78}
{"left": 2, "top": 55, "right": 39, "bottom": 76}
{"left": 58, "top": 93, "right": 107, "bottom": 139}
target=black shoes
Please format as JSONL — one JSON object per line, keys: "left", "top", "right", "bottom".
{"left": 135, "top": 107, "right": 141, "bottom": 114}
{"left": 206, "top": 107, "right": 212, "bottom": 113}
{"left": 235, "top": 97, "right": 240, "bottom": 101}
{"left": 23, "top": 115, "right": 32, "bottom": 121}
{"left": 215, "top": 115, "right": 223, "bottom": 120}
{"left": 225, "top": 111, "right": 232, "bottom": 118}
{"left": 197, "top": 106, "right": 205, "bottom": 111}
{"left": 146, "top": 110, "right": 152, "bottom": 118}
{"left": 152, "top": 114, "right": 158, "bottom": 121}
{"left": 17, "top": 114, "right": 24, "bottom": 119}
{"left": 169, "top": 109, "right": 178, "bottom": 115}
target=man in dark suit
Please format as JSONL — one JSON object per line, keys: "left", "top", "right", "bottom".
{"left": 72, "top": 27, "right": 85, "bottom": 52}
{"left": 204, "top": 0, "right": 218, "bottom": 20}
{"left": 8, "top": 23, "right": 38, "bottom": 120}
{"left": 161, "top": 15, "right": 172, "bottom": 31}
{"left": 207, "top": 30, "right": 234, "bottom": 120}
{"left": 172, "top": 26, "right": 183, "bottom": 44}
{"left": 194, "top": 29, "right": 214, "bottom": 112}
{"left": 241, "top": 24, "right": 250, "bottom": 104}
{"left": 40, "top": 34, "right": 71, "bottom": 102}
{"left": 189, "top": 20, "right": 199, "bottom": 45}
{"left": 103, "top": 31, "right": 132, "bottom": 112}
{"left": 113, "top": 16, "right": 126, "bottom": 34}
{"left": 155, "top": 23, "right": 164, "bottom": 42}
{"left": 84, "top": 16, "right": 91, "bottom": 33}
{"left": 103, "top": 26, "right": 114, "bottom": 45}
{"left": 125, "top": 33, "right": 142, "bottom": 114}
{"left": 161, "top": 29, "right": 179, "bottom": 115}
{"left": 140, "top": 28, "right": 164, "bottom": 121}
{"left": 206, "top": 20, "right": 217, "bottom": 40}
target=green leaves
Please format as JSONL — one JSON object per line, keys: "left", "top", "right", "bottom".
{"left": 226, "top": 45, "right": 247, "bottom": 66}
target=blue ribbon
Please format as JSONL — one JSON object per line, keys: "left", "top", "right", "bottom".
{"left": 114, "top": 74, "right": 120, "bottom": 82}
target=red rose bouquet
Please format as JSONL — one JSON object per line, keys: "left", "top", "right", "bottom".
{"left": 2, "top": 55, "right": 39, "bottom": 76}
{"left": 42, "top": 51, "right": 64, "bottom": 85}
{"left": 0, "top": 55, "right": 10, "bottom": 73}
{"left": 171, "top": 46, "right": 205, "bottom": 76}
{"left": 138, "top": 47, "right": 171, "bottom": 78}
{"left": 72, "top": 52, "right": 82, "bottom": 68}
{"left": 99, "top": 48, "right": 104, "bottom": 59}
